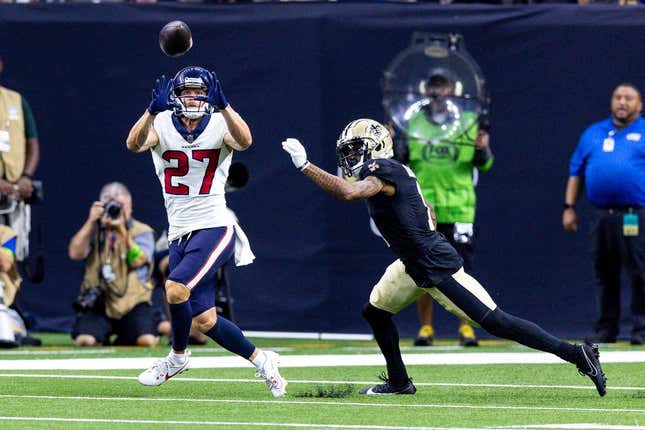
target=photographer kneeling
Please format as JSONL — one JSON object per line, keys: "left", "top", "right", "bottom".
{"left": 68, "top": 182, "right": 158, "bottom": 347}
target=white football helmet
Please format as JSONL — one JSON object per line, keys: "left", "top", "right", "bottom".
{"left": 336, "top": 119, "right": 394, "bottom": 177}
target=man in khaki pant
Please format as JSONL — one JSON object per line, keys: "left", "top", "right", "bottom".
{"left": 0, "top": 57, "right": 40, "bottom": 262}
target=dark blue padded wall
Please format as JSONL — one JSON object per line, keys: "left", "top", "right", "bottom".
{"left": 1, "top": 4, "right": 642, "bottom": 338}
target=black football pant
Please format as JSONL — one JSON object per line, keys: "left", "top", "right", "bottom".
{"left": 434, "top": 275, "right": 581, "bottom": 366}
{"left": 590, "top": 207, "right": 645, "bottom": 339}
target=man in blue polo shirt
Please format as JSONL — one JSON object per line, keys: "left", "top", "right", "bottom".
{"left": 563, "top": 83, "right": 645, "bottom": 345}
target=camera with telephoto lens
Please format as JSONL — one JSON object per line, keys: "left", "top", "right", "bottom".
{"left": 104, "top": 199, "right": 122, "bottom": 220}
{"left": 72, "top": 287, "right": 103, "bottom": 313}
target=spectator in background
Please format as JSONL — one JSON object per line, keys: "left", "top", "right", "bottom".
{"left": 391, "top": 74, "right": 493, "bottom": 347}
{"left": 0, "top": 56, "right": 40, "bottom": 263}
{"left": 563, "top": 83, "right": 644, "bottom": 346}
{"left": 68, "top": 182, "right": 159, "bottom": 347}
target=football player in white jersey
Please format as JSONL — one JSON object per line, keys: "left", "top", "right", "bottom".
{"left": 125, "top": 66, "right": 286, "bottom": 397}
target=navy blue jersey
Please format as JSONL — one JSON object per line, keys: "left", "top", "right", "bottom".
{"left": 359, "top": 158, "right": 463, "bottom": 287}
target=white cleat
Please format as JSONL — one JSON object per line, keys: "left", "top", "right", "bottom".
{"left": 256, "top": 351, "right": 288, "bottom": 397}
{"left": 138, "top": 350, "right": 191, "bottom": 386}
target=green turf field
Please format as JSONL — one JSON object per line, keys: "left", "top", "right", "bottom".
{"left": 0, "top": 334, "right": 643, "bottom": 430}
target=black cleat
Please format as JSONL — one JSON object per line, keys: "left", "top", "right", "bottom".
{"left": 413, "top": 337, "right": 432, "bottom": 347}
{"left": 577, "top": 341, "right": 607, "bottom": 397}
{"left": 359, "top": 373, "right": 417, "bottom": 395}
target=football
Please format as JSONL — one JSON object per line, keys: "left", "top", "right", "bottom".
{"left": 159, "top": 21, "right": 193, "bottom": 57}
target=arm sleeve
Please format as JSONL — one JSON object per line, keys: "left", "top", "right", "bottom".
{"left": 21, "top": 96, "right": 38, "bottom": 140}
{"left": 568, "top": 129, "right": 591, "bottom": 177}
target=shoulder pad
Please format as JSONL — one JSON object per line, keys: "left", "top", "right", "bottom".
{"left": 359, "top": 158, "right": 404, "bottom": 183}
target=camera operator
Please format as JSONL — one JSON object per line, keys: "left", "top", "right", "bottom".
{"left": 68, "top": 182, "right": 158, "bottom": 347}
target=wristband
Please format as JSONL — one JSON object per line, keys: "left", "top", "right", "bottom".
{"left": 563, "top": 203, "right": 575, "bottom": 210}
{"left": 126, "top": 243, "right": 144, "bottom": 264}
{"left": 298, "top": 161, "right": 310, "bottom": 171}
{"left": 20, "top": 173, "right": 33, "bottom": 180}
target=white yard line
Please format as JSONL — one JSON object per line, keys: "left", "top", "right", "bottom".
{"left": 244, "top": 331, "right": 374, "bottom": 341}
{"left": 0, "top": 348, "right": 116, "bottom": 355}
{"left": 0, "top": 417, "right": 484, "bottom": 430}
{"left": 498, "top": 425, "right": 645, "bottom": 430}
{"left": 345, "top": 346, "right": 466, "bottom": 352}
{"left": 0, "top": 394, "right": 643, "bottom": 414}
{"left": 1, "top": 373, "right": 644, "bottom": 392}
{"left": 191, "top": 347, "right": 293, "bottom": 353}
{"left": 1, "top": 350, "right": 643, "bottom": 370}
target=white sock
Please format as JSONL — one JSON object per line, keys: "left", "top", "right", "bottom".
{"left": 251, "top": 350, "right": 266, "bottom": 369}
{"left": 169, "top": 350, "right": 187, "bottom": 364}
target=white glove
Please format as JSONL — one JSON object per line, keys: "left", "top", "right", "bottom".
{"left": 281, "top": 138, "right": 310, "bottom": 171}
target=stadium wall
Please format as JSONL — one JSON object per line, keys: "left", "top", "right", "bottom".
{"left": 0, "top": 3, "right": 642, "bottom": 339}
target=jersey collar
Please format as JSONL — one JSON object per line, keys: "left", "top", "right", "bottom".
{"left": 171, "top": 113, "right": 211, "bottom": 144}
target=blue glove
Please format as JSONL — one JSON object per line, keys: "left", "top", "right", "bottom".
{"left": 147, "top": 75, "right": 175, "bottom": 115}
{"left": 196, "top": 71, "right": 229, "bottom": 111}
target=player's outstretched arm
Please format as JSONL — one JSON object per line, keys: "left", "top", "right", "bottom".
{"left": 126, "top": 75, "right": 175, "bottom": 153}
{"left": 281, "top": 138, "right": 384, "bottom": 201}
{"left": 126, "top": 111, "right": 159, "bottom": 153}
{"left": 222, "top": 106, "right": 252, "bottom": 151}
{"left": 198, "top": 71, "right": 252, "bottom": 151}
{"left": 303, "top": 163, "right": 384, "bottom": 201}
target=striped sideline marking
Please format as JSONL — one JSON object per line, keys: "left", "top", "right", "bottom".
{"left": 1, "top": 350, "right": 643, "bottom": 370}
{"left": 1, "top": 394, "right": 643, "bottom": 414}
{"left": 0, "top": 417, "right": 483, "bottom": 430}
{"left": 1, "top": 373, "right": 644, "bottom": 392}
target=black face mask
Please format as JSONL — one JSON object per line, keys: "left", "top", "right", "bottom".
{"left": 337, "top": 139, "right": 367, "bottom": 177}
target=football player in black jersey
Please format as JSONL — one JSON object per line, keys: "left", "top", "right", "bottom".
{"left": 281, "top": 119, "right": 606, "bottom": 397}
